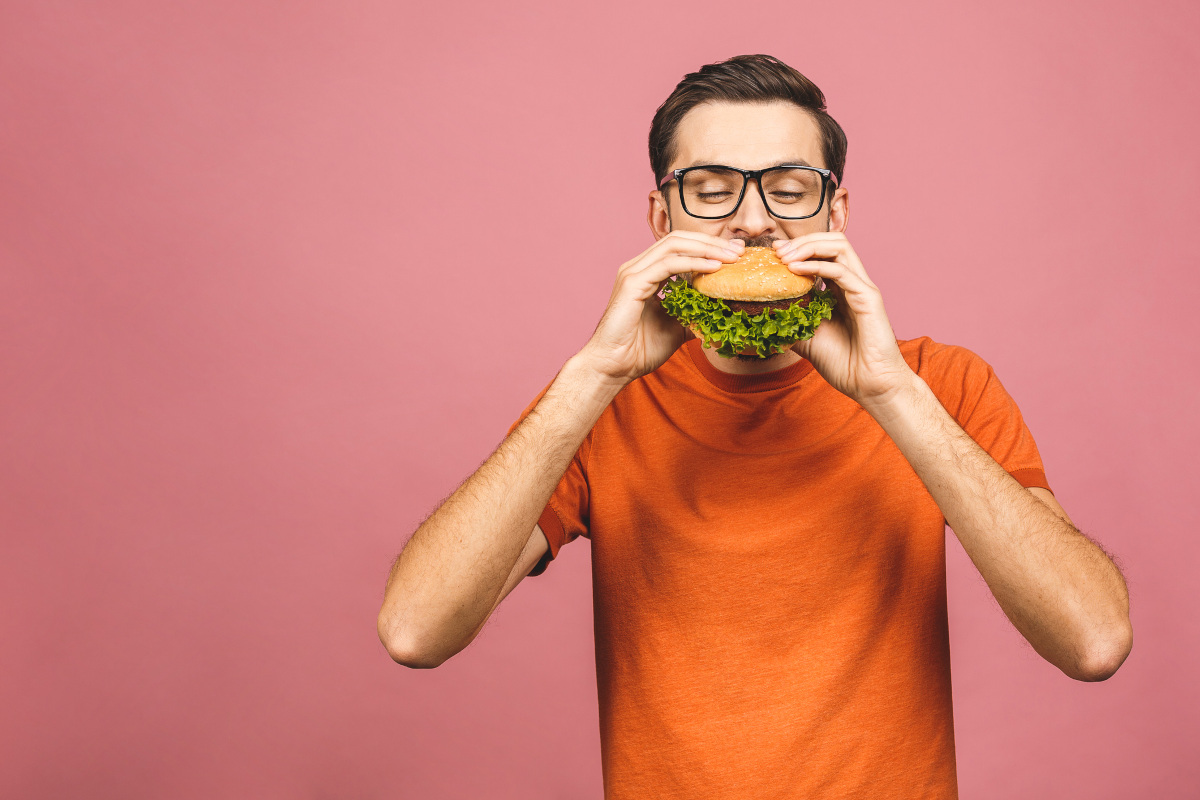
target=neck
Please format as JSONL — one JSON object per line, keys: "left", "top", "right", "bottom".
{"left": 698, "top": 343, "right": 804, "bottom": 375}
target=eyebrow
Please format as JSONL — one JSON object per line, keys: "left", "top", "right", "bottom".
{"left": 681, "top": 158, "right": 815, "bottom": 170}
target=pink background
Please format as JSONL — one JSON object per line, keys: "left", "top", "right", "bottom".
{"left": 2, "top": 1, "right": 1196, "bottom": 797}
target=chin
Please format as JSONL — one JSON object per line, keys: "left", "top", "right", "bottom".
{"left": 729, "top": 347, "right": 780, "bottom": 361}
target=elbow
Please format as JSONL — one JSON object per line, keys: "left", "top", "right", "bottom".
{"left": 1074, "top": 619, "right": 1134, "bottom": 682}
{"left": 384, "top": 639, "right": 445, "bottom": 670}
{"left": 378, "top": 613, "right": 446, "bottom": 670}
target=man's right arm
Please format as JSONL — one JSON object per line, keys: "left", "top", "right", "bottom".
{"left": 377, "top": 354, "right": 623, "bottom": 668}
{"left": 377, "top": 231, "right": 741, "bottom": 668}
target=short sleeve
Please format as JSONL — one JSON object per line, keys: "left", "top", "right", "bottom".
{"left": 917, "top": 342, "right": 1053, "bottom": 496}
{"left": 504, "top": 378, "right": 592, "bottom": 576}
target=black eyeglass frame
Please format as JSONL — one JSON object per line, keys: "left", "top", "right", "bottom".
{"left": 656, "top": 164, "right": 840, "bottom": 220}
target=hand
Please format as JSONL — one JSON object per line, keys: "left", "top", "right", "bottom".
{"left": 577, "top": 231, "right": 744, "bottom": 384}
{"left": 773, "top": 233, "right": 915, "bottom": 408}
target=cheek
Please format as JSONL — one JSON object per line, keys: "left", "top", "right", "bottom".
{"left": 671, "top": 219, "right": 727, "bottom": 235}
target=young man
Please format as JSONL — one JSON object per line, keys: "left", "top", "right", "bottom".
{"left": 379, "top": 54, "right": 1132, "bottom": 798}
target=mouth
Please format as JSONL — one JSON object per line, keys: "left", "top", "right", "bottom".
{"left": 737, "top": 234, "right": 783, "bottom": 249}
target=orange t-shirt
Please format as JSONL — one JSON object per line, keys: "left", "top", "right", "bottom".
{"left": 506, "top": 336, "right": 1051, "bottom": 799}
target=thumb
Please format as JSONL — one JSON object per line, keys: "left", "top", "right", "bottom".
{"left": 646, "top": 280, "right": 689, "bottom": 332}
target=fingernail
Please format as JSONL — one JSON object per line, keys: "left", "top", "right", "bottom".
{"left": 729, "top": 239, "right": 745, "bottom": 248}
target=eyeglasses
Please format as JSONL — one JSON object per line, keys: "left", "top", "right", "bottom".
{"left": 657, "top": 164, "right": 839, "bottom": 220}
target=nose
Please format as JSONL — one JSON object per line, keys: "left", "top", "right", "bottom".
{"left": 727, "top": 178, "right": 777, "bottom": 241}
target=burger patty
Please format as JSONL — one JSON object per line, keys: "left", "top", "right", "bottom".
{"left": 721, "top": 294, "right": 812, "bottom": 317}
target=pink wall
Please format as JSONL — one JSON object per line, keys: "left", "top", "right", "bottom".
{"left": 2, "top": 1, "right": 1196, "bottom": 797}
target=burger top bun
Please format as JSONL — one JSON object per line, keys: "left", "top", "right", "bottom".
{"left": 691, "top": 245, "right": 815, "bottom": 301}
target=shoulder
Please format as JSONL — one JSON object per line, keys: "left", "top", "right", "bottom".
{"left": 898, "top": 336, "right": 1005, "bottom": 425}
{"left": 898, "top": 335, "right": 993, "bottom": 386}
{"left": 899, "top": 336, "right": 1038, "bottom": 435}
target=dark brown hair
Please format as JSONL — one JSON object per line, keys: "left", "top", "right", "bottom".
{"left": 648, "top": 54, "right": 847, "bottom": 192}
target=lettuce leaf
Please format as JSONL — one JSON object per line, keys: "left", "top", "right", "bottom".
{"left": 659, "top": 276, "right": 837, "bottom": 358}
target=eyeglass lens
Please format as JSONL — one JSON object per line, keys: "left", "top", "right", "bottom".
{"left": 680, "top": 167, "right": 824, "bottom": 219}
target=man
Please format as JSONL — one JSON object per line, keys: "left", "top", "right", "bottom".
{"left": 378, "top": 54, "right": 1132, "bottom": 798}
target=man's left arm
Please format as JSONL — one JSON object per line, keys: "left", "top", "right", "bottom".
{"left": 865, "top": 375, "right": 1132, "bottom": 682}
{"left": 774, "top": 232, "right": 1133, "bottom": 682}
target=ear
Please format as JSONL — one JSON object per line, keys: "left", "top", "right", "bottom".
{"left": 827, "top": 186, "right": 849, "bottom": 233}
{"left": 647, "top": 189, "right": 671, "bottom": 240}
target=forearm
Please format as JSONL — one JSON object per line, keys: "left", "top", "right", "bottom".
{"left": 379, "top": 354, "right": 623, "bottom": 666}
{"left": 865, "top": 374, "right": 1131, "bottom": 681}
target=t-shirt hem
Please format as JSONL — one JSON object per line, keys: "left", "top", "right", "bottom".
{"left": 1010, "top": 467, "right": 1052, "bottom": 494}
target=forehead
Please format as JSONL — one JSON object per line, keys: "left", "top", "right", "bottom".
{"left": 670, "top": 100, "right": 824, "bottom": 171}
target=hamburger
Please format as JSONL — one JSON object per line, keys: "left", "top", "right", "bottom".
{"left": 659, "top": 245, "right": 837, "bottom": 358}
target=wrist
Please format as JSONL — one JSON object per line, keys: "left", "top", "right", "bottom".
{"left": 568, "top": 347, "right": 635, "bottom": 389}
{"left": 858, "top": 368, "right": 926, "bottom": 423}
{"left": 561, "top": 351, "right": 630, "bottom": 403}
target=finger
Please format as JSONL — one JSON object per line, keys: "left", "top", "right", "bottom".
{"left": 624, "top": 255, "right": 726, "bottom": 300}
{"left": 776, "top": 233, "right": 861, "bottom": 273}
{"left": 651, "top": 233, "right": 744, "bottom": 263}
{"left": 779, "top": 253, "right": 874, "bottom": 298}
{"left": 776, "top": 235, "right": 856, "bottom": 264}
{"left": 657, "top": 229, "right": 745, "bottom": 250}
{"left": 778, "top": 240, "right": 875, "bottom": 288}
{"left": 625, "top": 240, "right": 738, "bottom": 286}
{"left": 619, "top": 230, "right": 733, "bottom": 272}
{"left": 775, "top": 231, "right": 851, "bottom": 254}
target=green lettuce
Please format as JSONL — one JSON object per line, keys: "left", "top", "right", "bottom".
{"left": 659, "top": 276, "right": 837, "bottom": 358}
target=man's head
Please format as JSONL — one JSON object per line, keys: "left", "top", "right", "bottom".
{"left": 647, "top": 54, "right": 849, "bottom": 359}
{"left": 651, "top": 101, "right": 846, "bottom": 243}
{"left": 649, "top": 54, "right": 846, "bottom": 205}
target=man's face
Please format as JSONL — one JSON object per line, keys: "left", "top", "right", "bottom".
{"left": 648, "top": 100, "right": 848, "bottom": 248}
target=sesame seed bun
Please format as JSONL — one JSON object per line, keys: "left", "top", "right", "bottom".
{"left": 691, "top": 245, "right": 815, "bottom": 302}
